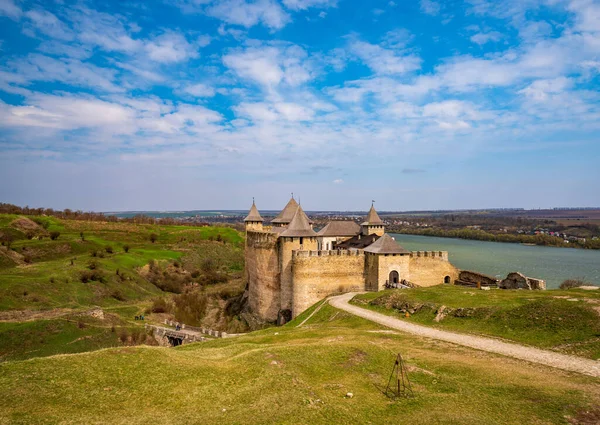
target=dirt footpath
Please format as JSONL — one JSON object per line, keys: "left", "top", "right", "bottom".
{"left": 329, "top": 292, "right": 600, "bottom": 378}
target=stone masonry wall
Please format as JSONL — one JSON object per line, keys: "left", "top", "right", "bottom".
{"left": 246, "top": 231, "right": 281, "bottom": 322}
{"left": 291, "top": 250, "right": 365, "bottom": 317}
{"left": 279, "top": 237, "right": 318, "bottom": 313}
{"left": 374, "top": 254, "right": 411, "bottom": 290}
{"left": 408, "top": 251, "right": 459, "bottom": 287}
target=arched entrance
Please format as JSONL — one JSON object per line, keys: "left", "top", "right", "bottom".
{"left": 389, "top": 270, "right": 399, "bottom": 285}
{"left": 444, "top": 275, "right": 451, "bottom": 284}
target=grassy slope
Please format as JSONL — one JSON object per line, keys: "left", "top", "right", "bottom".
{"left": 352, "top": 286, "right": 600, "bottom": 359}
{"left": 0, "top": 215, "right": 243, "bottom": 310}
{"left": 0, "top": 215, "right": 244, "bottom": 361}
{"left": 1, "top": 304, "right": 599, "bottom": 425}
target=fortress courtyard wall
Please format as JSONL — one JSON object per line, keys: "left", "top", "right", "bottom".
{"left": 291, "top": 250, "right": 365, "bottom": 317}
{"left": 245, "top": 231, "right": 281, "bottom": 322}
{"left": 408, "top": 251, "right": 459, "bottom": 287}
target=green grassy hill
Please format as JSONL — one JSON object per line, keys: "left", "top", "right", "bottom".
{"left": 353, "top": 286, "right": 600, "bottom": 360}
{"left": 1, "top": 304, "right": 598, "bottom": 425}
{"left": 0, "top": 214, "right": 245, "bottom": 362}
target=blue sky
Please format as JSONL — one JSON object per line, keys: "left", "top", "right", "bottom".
{"left": 0, "top": 0, "right": 599, "bottom": 212}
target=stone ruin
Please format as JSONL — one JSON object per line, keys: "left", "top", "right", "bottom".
{"left": 499, "top": 272, "right": 546, "bottom": 290}
{"left": 455, "top": 270, "right": 499, "bottom": 288}
{"left": 455, "top": 270, "right": 546, "bottom": 290}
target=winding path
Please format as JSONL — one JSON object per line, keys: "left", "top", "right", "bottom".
{"left": 329, "top": 292, "right": 600, "bottom": 378}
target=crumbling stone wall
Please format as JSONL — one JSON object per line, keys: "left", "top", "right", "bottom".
{"left": 246, "top": 231, "right": 281, "bottom": 322}
{"left": 499, "top": 272, "right": 546, "bottom": 290}
{"left": 292, "top": 250, "right": 365, "bottom": 317}
{"left": 456, "top": 270, "right": 499, "bottom": 288}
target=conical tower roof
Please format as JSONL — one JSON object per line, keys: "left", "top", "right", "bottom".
{"left": 364, "top": 234, "right": 410, "bottom": 254}
{"left": 271, "top": 197, "right": 299, "bottom": 224}
{"left": 362, "top": 203, "right": 383, "bottom": 225}
{"left": 280, "top": 205, "right": 317, "bottom": 237}
{"left": 244, "top": 200, "right": 263, "bottom": 222}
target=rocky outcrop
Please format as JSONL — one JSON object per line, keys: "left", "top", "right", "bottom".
{"left": 499, "top": 272, "right": 546, "bottom": 290}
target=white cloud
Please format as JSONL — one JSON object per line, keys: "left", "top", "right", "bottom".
{"left": 235, "top": 101, "right": 314, "bottom": 122}
{"left": 283, "top": 0, "right": 337, "bottom": 11}
{"left": 420, "top": 0, "right": 441, "bottom": 16}
{"left": 24, "top": 9, "right": 74, "bottom": 41}
{"left": 145, "top": 32, "right": 199, "bottom": 63}
{"left": 349, "top": 39, "right": 421, "bottom": 75}
{"left": 470, "top": 31, "right": 503, "bottom": 45}
{"left": 518, "top": 77, "right": 573, "bottom": 101}
{"left": 182, "top": 83, "right": 216, "bottom": 97}
{"left": 333, "top": 178, "right": 343, "bottom": 184}
{"left": 223, "top": 43, "right": 312, "bottom": 88}
{"left": 4, "top": 54, "right": 121, "bottom": 92}
{"left": 0, "top": 95, "right": 137, "bottom": 132}
{"left": 0, "top": 0, "right": 22, "bottom": 20}
{"left": 206, "top": 0, "right": 290, "bottom": 29}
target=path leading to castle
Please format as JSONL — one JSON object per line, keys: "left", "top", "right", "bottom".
{"left": 329, "top": 292, "right": 600, "bottom": 378}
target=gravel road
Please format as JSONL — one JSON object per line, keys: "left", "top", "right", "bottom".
{"left": 329, "top": 292, "right": 600, "bottom": 378}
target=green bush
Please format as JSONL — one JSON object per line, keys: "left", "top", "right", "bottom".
{"left": 151, "top": 298, "right": 171, "bottom": 313}
{"left": 49, "top": 231, "right": 60, "bottom": 240}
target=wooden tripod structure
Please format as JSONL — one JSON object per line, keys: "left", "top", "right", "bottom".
{"left": 384, "top": 353, "right": 414, "bottom": 399}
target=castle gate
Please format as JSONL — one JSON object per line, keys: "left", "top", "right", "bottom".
{"left": 389, "top": 270, "right": 399, "bottom": 285}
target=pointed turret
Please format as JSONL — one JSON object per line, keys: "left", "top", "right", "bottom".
{"left": 271, "top": 196, "right": 299, "bottom": 227}
{"left": 244, "top": 200, "right": 263, "bottom": 222}
{"left": 244, "top": 199, "right": 264, "bottom": 232}
{"left": 280, "top": 205, "right": 317, "bottom": 237}
{"left": 361, "top": 202, "right": 385, "bottom": 236}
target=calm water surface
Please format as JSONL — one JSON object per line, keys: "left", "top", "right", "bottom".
{"left": 389, "top": 233, "right": 600, "bottom": 289}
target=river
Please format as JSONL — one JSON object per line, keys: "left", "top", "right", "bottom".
{"left": 388, "top": 233, "right": 600, "bottom": 289}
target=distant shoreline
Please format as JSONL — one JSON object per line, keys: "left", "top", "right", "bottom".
{"left": 388, "top": 228, "right": 600, "bottom": 250}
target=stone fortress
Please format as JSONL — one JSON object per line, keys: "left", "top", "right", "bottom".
{"left": 244, "top": 196, "right": 460, "bottom": 324}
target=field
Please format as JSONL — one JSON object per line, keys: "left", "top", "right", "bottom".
{"left": 0, "top": 214, "right": 245, "bottom": 362}
{"left": 352, "top": 286, "right": 600, "bottom": 360}
{"left": 1, "top": 303, "right": 599, "bottom": 425}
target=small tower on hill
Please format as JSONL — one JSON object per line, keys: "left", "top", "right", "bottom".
{"left": 244, "top": 199, "right": 264, "bottom": 232}
{"left": 361, "top": 203, "right": 385, "bottom": 236}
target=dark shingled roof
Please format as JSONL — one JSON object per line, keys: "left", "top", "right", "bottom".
{"left": 361, "top": 204, "right": 384, "bottom": 225}
{"left": 244, "top": 201, "right": 264, "bottom": 222}
{"left": 271, "top": 197, "right": 299, "bottom": 224}
{"left": 363, "top": 234, "right": 410, "bottom": 254}
{"left": 335, "top": 233, "right": 380, "bottom": 250}
{"left": 317, "top": 221, "right": 361, "bottom": 237}
{"left": 280, "top": 205, "right": 317, "bottom": 237}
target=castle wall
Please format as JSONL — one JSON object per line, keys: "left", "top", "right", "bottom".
{"left": 279, "top": 237, "right": 318, "bottom": 313}
{"left": 245, "top": 231, "right": 281, "bottom": 322}
{"left": 291, "top": 250, "right": 365, "bottom": 317}
{"left": 372, "top": 254, "right": 411, "bottom": 290}
{"left": 408, "top": 251, "right": 459, "bottom": 287}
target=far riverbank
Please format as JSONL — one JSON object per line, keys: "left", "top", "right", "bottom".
{"left": 387, "top": 227, "right": 600, "bottom": 250}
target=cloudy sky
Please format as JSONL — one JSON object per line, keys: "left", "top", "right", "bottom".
{"left": 0, "top": 0, "right": 598, "bottom": 212}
